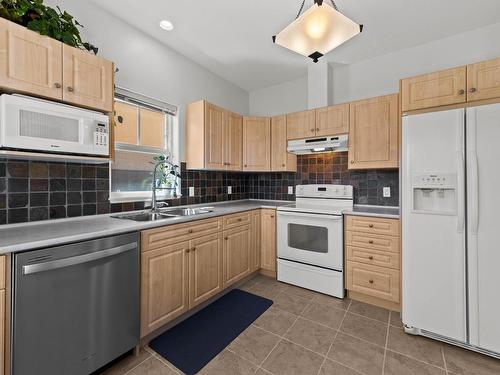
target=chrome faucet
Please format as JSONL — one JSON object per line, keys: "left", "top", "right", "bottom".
{"left": 151, "top": 159, "right": 179, "bottom": 213}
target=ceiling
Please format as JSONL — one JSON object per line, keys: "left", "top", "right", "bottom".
{"left": 91, "top": 0, "right": 500, "bottom": 92}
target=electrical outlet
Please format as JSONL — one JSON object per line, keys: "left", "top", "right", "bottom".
{"left": 227, "top": 186, "right": 232, "bottom": 195}
{"left": 383, "top": 187, "right": 391, "bottom": 198}
{"left": 189, "top": 187, "right": 195, "bottom": 197}
{"left": 288, "top": 186, "right": 294, "bottom": 195}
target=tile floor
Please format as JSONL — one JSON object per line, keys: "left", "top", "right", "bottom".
{"left": 101, "top": 275, "right": 500, "bottom": 375}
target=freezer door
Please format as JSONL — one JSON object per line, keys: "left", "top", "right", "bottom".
{"left": 466, "top": 104, "right": 500, "bottom": 354}
{"left": 402, "top": 109, "right": 467, "bottom": 342}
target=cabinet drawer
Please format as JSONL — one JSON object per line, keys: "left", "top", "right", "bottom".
{"left": 0, "top": 256, "right": 5, "bottom": 290}
{"left": 222, "top": 211, "right": 251, "bottom": 229}
{"left": 142, "top": 218, "right": 223, "bottom": 252}
{"left": 346, "top": 261, "right": 400, "bottom": 303}
{"left": 345, "top": 231, "right": 400, "bottom": 253}
{"left": 346, "top": 246, "right": 400, "bottom": 269}
{"left": 345, "top": 215, "right": 400, "bottom": 236}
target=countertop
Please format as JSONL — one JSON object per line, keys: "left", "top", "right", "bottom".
{"left": 345, "top": 205, "right": 400, "bottom": 219}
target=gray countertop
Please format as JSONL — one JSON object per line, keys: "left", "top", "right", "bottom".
{"left": 0, "top": 200, "right": 399, "bottom": 254}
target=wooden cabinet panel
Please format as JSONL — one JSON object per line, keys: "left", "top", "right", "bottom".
{"left": 345, "top": 215, "right": 400, "bottom": 236}
{"left": 345, "top": 231, "right": 400, "bottom": 254}
{"left": 346, "top": 261, "right": 400, "bottom": 303}
{"left": 348, "top": 94, "right": 399, "bottom": 170}
{"left": 226, "top": 112, "right": 243, "bottom": 171}
{"left": 141, "top": 242, "right": 190, "bottom": 336}
{"left": 271, "top": 115, "right": 296, "bottom": 172}
{"left": 204, "top": 103, "right": 226, "bottom": 170}
{"left": 114, "top": 101, "right": 138, "bottom": 145}
{"left": 189, "top": 233, "right": 223, "bottom": 308}
{"left": 0, "top": 18, "right": 62, "bottom": 100}
{"left": 223, "top": 211, "right": 251, "bottom": 229}
{"left": 315, "top": 103, "right": 349, "bottom": 136}
{"left": 346, "top": 246, "right": 400, "bottom": 270}
{"left": 401, "top": 67, "right": 466, "bottom": 112}
{"left": 286, "top": 110, "right": 316, "bottom": 140}
{"left": 260, "top": 209, "right": 276, "bottom": 276}
{"left": 467, "top": 58, "right": 500, "bottom": 102}
{"left": 251, "top": 210, "right": 261, "bottom": 272}
{"left": 140, "top": 108, "right": 165, "bottom": 149}
{"left": 0, "top": 256, "right": 5, "bottom": 290}
{"left": 223, "top": 226, "right": 251, "bottom": 287}
{"left": 62, "top": 45, "right": 113, "bottom": 112}
{"left": 243, "top": 117, "right": 271, "bottom": 171}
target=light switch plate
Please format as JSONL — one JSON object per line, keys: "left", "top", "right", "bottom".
{"left": 189, "top": 187, "right": 195, "bottom": 197}
{"left": 383, "top": 187, "right": 391, "bottom": 198}
{"left": 288, "top": 186, "right": 294, "bottom": 195}
{"left": 227, "top": 186, "right": 232, "bottom": 195}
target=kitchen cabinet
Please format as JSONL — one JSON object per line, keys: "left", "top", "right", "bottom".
{"left": 139, "top": 108, "right": 165, "bottom": 149}
{"left": 348, "top": 94, "right": 399, "bottom": 170}
{"left": 204, "top": 102, "right": 226, "bottom": 170}
{"left": 114, "top": 101, "right": 138, "bottom": 145}
{"left": 315, "top": 103, "right": 350, "bottom": 136}
{"left": 226, "top": 111, "right": 243, "bottom": 171}
{"left": 250, "top": 210, "right": 261, "bottom": 272}
{"left": 260, "top": 209, "right": 277, "bottom": 277}
{"left": 467, "top": 58, "right": 500, "bottom": 102}
{"left": 271, "top": 115, "right": 297, "bottom": 172}
{"left": 223, "top": 225, "right": 251, "bottom": 287}
{"left": 286, "top": 110, "right": 316, "bottom": 140}
{"left": 243, "top": 116, "right": 271, "bottom": 171}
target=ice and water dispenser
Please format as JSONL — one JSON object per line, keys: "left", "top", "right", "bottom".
{"left": 412, "top": 173, "right": 457, "bottom": 215}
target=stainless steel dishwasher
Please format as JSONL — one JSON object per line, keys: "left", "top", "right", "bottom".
{"left": 11, "top": 232, "right": 140, "bottom": 375}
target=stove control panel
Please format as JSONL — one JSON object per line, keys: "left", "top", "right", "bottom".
{"left": 295, "top": 185, "right": 353, "bottom": 199}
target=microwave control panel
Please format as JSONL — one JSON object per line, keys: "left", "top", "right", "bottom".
{"left": 93, "top": 122, "right": 109, "bottom": 148}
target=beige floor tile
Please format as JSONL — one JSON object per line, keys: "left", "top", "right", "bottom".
{"left": 340, "top": 313, "right": 388, "bottom": 347}
{"left": 254, "top": 276, "right": 288, "bottom": 291}
{"left": 389, "top": 310, "right": 403, "bottom": 327}
{"left": 255, "top": 368, "right": 274, "bottom": 375}
{"left": 384, "top": 350, "right": 445, "bottom": 375}
{"left": 199, "top": 350, "right": 257, "bottom": 375}
{"left": 244, "top": 282, "right": 282, "bottom": 300}
{"left": 228, "top": 325, "right": 281, "bottom": 365}
{"left": 101, "top": 347, "right": 152, "bottom": 375}
{"left": 443, "top": 344, "right": 500, "bottom": 375}
{"left": 127, "top": 357, "right": 178, "bottom": 375}
{"left": 387, "top": 326, "right": 444, "bottom": 367}
{"left": 348, "top": 300, "right": 390, "bottom": 323}
{"left": 253, "top": 306, "right": 298, "bottom": 336}
{"left": 328, "top": 332, "right": 384, "bottom": 375}
{"left": 301, "top": 302, "right": 346, "bottom": 329}
{"left": 319, "top": 359, "right": 364, "bottom": 375}
{"left": 312, "top": 293, "right": 351, "bottom": 311}
{"left": 283, "top": 284, "right": 318, "bottom": 300}
{"left": 284, "top": 317, "right": 336, "bottom": 355}
{"left": 262, "top": 340, "right": 324, "bottom": 375}
{"left": 272, "top": 292, "right": 310, "bottom": 315}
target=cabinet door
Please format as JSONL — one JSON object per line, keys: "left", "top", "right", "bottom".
{"left": 250, "top": 210, "right": 261, "bottom": 272}
{"left": 141, "top": 242, "right": 190, "bottom": 337}
{"left": 348, "top": 94, "right": 399, "bottom": 170}
{"left": 62, "top": 45, "right": 113, "bottom": 112}
{"left": 401, "top": 67, "right": 466, "bottom": 111}
{"left": 114, "top": 101, "right": 138, "bottom": 145}
{"left": 0, "top": 18, "right": 62, "bottom": 100}
{"left": 140, "top": 108, "right": 165, "bottom": 149}
{"left": 223, "top": 226, "right": 251, "bottom": 287}
{"left": 189, "top": 233, "right": 223, "bottom": 308}
{"left": 315, "top": 103, "right": 349, "bottom": 136}
{"left": 260, "top": 209, "right": 276, "bottom": 275}
{"left": 204, "top": 103, "right": 226, "bottom": 170}
{"left": 243, "top": 117, "right": 271, "bottom": 171}
{"left": 225, "top": 111, "right": 243, "bottom": 171}
{"left": 286, "top": 110, "right": 316, "bottom": 140}
{"left": 271, "top": 115, "right": 296, "bottom": 172}
{"left": 467, "top": 58, "right": 500, "bottom": 102}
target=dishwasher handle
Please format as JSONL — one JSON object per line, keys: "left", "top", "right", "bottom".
{"left": 22, "top": 242, "right": 138, "bottom": 275}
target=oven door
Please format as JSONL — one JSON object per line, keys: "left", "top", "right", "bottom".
{"left": 277, "top": 210, "right": 343, "bottom": 271}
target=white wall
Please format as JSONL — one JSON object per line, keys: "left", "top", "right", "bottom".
{"left": 249, "top": 76, "right": 308, "bottom": 116}
{"left": 45, "top": 0, "right": 249, "bottom": 161}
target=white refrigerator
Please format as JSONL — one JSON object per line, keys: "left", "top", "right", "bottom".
{"left": 402, "top": 103, "right": 500, "bottom": 357}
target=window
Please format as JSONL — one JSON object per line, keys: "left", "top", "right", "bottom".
{"left": 110, "top": 87, "right": 180, "bottom": 203}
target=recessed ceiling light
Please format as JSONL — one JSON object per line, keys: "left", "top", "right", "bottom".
{"left": 159, "top": 20, "right": 174, "bottom": 31}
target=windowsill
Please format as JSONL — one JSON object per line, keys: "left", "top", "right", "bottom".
{"left": 109, "top": 191, "right": 181, "bottom": 204}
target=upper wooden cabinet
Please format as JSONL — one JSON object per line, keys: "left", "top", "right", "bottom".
{"left": 348, "top": 94, "right": 399, "bottom": 170}
{"left": 204, "top": 103, "right": 226, "bottom": 170}
{"left": 467, "top": 58, "right": 500, "bottom": 102}
{"left": 225, "top": 111, "right": 243, "bottom": 171}
{"left": 243, "top": 116, "right": 271, "bottom": 172}
{"left": 286, "top": 110, "right": 316, "bottom": 140}
{"left": 114, "top": 101, "right": 138, "bottom": 145}
{"left": 315, "top": 103, "right": 350, "bottom": 136}
{"left": 271, "top": 115, "right": 296, "bottom": 172}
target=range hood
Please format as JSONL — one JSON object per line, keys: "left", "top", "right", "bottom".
{"left": 287, "top": 134, "right": 348, "bottom": 155}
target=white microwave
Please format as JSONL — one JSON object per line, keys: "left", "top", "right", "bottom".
{"left": 0, "top": 94, "right": 109, "bottom": 156}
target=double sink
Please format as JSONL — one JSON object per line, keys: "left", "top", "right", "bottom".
{"left": 112, "top": 207, "right": 214, "bottom": 222}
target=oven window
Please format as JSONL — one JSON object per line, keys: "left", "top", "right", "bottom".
{"left": 288, "top": 224, "right": 328, "bottom": 253}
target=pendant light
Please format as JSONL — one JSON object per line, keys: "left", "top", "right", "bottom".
{"left": 272, "top": 0, "right": 363, "bottom": 62}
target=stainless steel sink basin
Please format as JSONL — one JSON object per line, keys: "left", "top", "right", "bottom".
{"left": 111, "top": 212, "right": 178, "bottom": 222}
{"left": 160, "top": 207, "right": 214, "bottom": 216}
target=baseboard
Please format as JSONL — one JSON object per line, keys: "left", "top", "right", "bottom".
{"left": 259, "top": 269, "right": 276, "bottom": 279}
{"left": 347, "top": 291, "right": 400, "bottom": 312}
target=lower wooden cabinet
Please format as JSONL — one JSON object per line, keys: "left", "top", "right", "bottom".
{"left": 260, "top": 209, "right": 277, "bottom": 277}
{"left": 223, "top": 226, "right": 251, "bottom": 287}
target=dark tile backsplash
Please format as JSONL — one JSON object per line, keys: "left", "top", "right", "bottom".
{"left": 0, "top": 152, "right": 398, "bottom": 225}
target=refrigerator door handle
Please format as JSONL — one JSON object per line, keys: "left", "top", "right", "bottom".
{"left": 457, "top": 151, "right": 465, "bottom": 233}
{"left": 470, "top": 152, "right": 479, "bottom": 235}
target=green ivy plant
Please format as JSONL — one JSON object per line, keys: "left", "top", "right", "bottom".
{"left": 0, "top": 0, "right": 98, "bottom": 54}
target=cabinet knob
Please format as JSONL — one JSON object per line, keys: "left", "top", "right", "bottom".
{"left": 369, "top": 279, "right": 374, "bottom": 284}
{"left": 458, "top": 89, "right": 465, "bottom": 95}
{"left": 224, "top": 237, "right": 228, "bottom": 240}
{"left": 270, "top": 215, "right": 275, "bottom": 218}
{"left": 469, "top": 88, "right": 477, "bottom": 93}
{"left": 368, "top": 256, "right": 374, "bottom": 260}
{"left": 244, "top": 164, "right": 247, "bottom": 167}
{"left": 282, "top": 164, "right": 286, "bottom": 167}
{"left": 310, "top": 128, "right": 315, "bottom": 132}
{"left": 191, "top": 247, "right": 196, "bottom": 251}
{"left": 350, "top": 160, "right": 355, "bottom": 164}
{"left": 368, "top": 240, "right": 374, "bottom": 244}
{"left": 368, "top": 224, "right": 374, "bottom": 228}
{"left": 238, "top": 218, "right": 242, "bottom": 222}
{"left": 67, "top": 86, "right": 75, "bottom": 92}
{"left": 188, "top": 229, "right": 194, "bottom": 233}
{"left": 54, "top": 83, "right": 62, "bottom": 89}
{"left": 117, "top": 115, "right": 124, "bottom": 124}
{"left": 316, "top": 128, "right": 319, "bottom": 131}
{"left": 186, "top": 249, "right": 190, "bottom": 253}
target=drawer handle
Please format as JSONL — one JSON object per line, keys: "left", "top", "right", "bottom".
{"left": 224, "top": 237, "right": 228, "bottom": 240}
{"left": 368, "top": 224, "right": 374, "bottom": 228}
{"left": 368, "top": 240, "right": 374, "bottom": 244}
{"left": 238, "top": 218, "right": 242, "bottom": 222}
{"left": 188, "top": 229, "right": 194, "bottom": 233}
{"left": 368, "top": 256, "right": 374, "bottom": 260}
{"left": 54, "top": 82, "right": 62, "bottom": 88}
{"left": 458, "top": 89, "right": 465, "bottom": 95}
{"left": 369, "top": 279, "right": 374, "bottom": 284}
{"left": 67, "top": 86, "right": 75, "bottom": 92}
{"left": 469, "top": 87, "right": 477, "bottom": 93}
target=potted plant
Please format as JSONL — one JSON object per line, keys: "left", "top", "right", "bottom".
{"left": 0, "top": 0, "right": 98, "bottom": 54}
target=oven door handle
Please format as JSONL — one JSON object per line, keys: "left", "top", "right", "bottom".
{"left": 277, "top": 211, "right": 343, "bottom": 221}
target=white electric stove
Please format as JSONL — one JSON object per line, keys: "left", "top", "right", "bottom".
{"left": 277, "top": 185, "right": 353, "bottom": 298}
